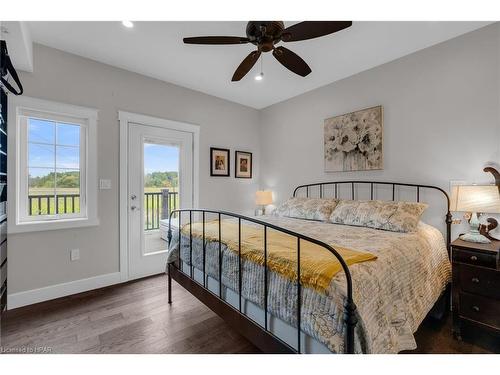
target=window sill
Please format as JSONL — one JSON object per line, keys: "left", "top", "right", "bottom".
{"left": 8, "top": 217, "right": 100, "bottom": 234}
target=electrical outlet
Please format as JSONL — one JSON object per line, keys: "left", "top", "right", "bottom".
{"left": 70, "top": 249, "right": 80, "bottom": 261}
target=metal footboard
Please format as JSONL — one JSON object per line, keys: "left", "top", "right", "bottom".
{"left": 167, "top": 209, "right": 357, "bottom": 354}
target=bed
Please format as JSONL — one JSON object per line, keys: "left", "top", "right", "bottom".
{"left": 165, "top": 181, "right": 453, "bottom": 354}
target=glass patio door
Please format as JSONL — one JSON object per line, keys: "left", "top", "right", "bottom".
{"left": 128, "top": 122, "right": 193, "bottom": 279}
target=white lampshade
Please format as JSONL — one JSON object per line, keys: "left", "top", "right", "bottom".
{"left": 450, "top": 184, "right": 500, "bottom": 213}
{"left": 255, "top": 190, "right": 273, "bottom": 206}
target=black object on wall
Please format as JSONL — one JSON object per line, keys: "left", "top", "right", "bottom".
{"left": 0, "top": 84, "right": 8, "bottom": 326}
{"left": 1, "top": 40, "right": 24, "bottom": 95}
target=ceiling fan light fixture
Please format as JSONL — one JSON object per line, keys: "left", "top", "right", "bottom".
{"left": 122, "top": 21, "right": 134, "bottom": 28}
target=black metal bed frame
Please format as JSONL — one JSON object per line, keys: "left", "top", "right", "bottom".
{"left": 167, "top": 180, "right": 452, "bottom": 354}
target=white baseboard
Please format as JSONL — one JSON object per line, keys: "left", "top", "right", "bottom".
{"left": 7, "top": 272, "right": 122, "bottom": 309}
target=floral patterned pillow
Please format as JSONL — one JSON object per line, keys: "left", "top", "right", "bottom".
{"left": 329, "top": 200, "right": 428, "bottom": 233}
{"left": 329, "top": 200, "right": 398, "bottom": 229}
{"left": 382, "top": 201, "right": 428, "bottom": 233}
{"left": 274, "top": 197, "right": 339, "bottom": 221}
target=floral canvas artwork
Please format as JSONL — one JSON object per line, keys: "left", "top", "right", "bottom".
{"left": 324, "top": 106, "right": 383, "bottom": 172}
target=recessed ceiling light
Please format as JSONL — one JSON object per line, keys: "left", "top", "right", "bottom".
{"left": 122, "top": 21, "right": 134, "bottom": 28}
{"left": 254, "top": 72, "right": 264, "bottom": 81}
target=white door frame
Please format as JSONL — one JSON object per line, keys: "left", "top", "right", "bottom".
{"left": 118, "top": 111, "right": 200, "bottom": 282}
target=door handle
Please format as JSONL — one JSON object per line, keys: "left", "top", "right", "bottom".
{"left": 131, "top": 205, "right": 140, "bottom": 211}
{"left": 131, "top": 194, "right": 137, "bottom": 200}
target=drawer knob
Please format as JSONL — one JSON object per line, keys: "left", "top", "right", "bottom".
{"left": 470, "top": 255, "right": 478, "bottom": 261}
{"left": 471, "top": 277, "right": 480, "bottom": 284}
{"left": 472, "top": 305, "right": 480, "bottom": 312}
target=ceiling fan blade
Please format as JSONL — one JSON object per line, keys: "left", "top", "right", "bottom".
{"left": 183, "top": 36, "right": 249, "bottom": 45}
{"left": 281, "top": 21, "right": 352, "bottom": 42}
{"left": 272, "top": 46, "right": 311, "bottom": 77}
{"left": 231, "top": 50, "right": 261, "bottom": 81}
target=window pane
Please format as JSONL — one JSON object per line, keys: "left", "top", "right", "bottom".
{"left": 28, "top": 143, "right": 55, "bottom": 168}
{"left": 56, "top": 169, "right": 80, "bottom": 214}
{"left": 28, "top": 168, "right": 55, "bottom": 216}
{"left": 29, "top": 118, "right": 55, "bottom": 144}
{"left": 56, "top": 146, "right": 80, "bottom": 169}
{"left": 20, "top": 109, "right": 89, "bottom": 224}
{"left": 143, "top": 142, "right": 179, "bottom": 236}
{"left": 57, "top": 123, "right": 80, "bottom": 146}
{"left": 144, "top": 143, "right": 179, "bottom": 188}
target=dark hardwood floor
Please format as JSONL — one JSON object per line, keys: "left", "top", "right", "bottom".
{"left": 405, "top": 313, "right": 499, "bottom": 354}
{"left": 1, "top": 275, "right": 259, "bottom": 354}
{"left": 1, "top": 275, "right": 497, "bottom": 354}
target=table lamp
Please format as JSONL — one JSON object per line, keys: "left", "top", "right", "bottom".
{"left": 255, "top": 190, "right": 273, "bottom": 215}
{"left": 450, "top": 184, "right": 500, "bottom": 243}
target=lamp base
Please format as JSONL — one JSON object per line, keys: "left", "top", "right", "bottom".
{"left": 460, "top": 212, "right": 492, "bottom": 243}
{"left": 459, "top": 231, "right": 491, "bottom": 244}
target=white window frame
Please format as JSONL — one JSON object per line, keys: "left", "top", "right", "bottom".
{"left": 8, "top": 96, "right": 99, "bottom": 233}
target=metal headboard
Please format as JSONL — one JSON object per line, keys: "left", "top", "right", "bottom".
{"left": 293, "top": 180, "right": 452, "bottom": 252}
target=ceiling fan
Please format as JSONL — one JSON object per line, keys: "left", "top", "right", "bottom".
{"left": 183, "top": 21, "right": 352, "bottom": 81}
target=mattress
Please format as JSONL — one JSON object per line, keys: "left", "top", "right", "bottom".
{"left": 166, "top": 215, "right": 451, "bottom": 353}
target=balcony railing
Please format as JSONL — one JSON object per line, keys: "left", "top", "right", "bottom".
{"left": 28, "top": 194, "right": 80, "bottom": 216}
{"left": 28, "top": 189, "right": 178, "bottom": 230}
{"left": 144, "top": 190, "right": 178, "bottom": 231}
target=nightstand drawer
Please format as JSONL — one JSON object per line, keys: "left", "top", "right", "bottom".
{"left": 459, "top": 292, "right": 500, "bottom": 329}
{"left": 458, "top": 264, "right": 500, "bottom": 300}
{"left": 453, "top": 248, "right": 497, "bottom": 269}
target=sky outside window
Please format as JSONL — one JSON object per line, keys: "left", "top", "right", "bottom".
{"left": 143, "top": 143, "right": 179, "bottom": 192}
{"left": 27, "top": 118, "right": 81, "bottom": 215}
{"left": 28, "top": 119, "right": 81, "bottom": 175}
{"left": 144, "top": 143, "right": 179, "bottom": 174}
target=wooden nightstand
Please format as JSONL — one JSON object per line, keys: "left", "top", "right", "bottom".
{"left": 451, "top": 238, "right": 500, "bottom": 341}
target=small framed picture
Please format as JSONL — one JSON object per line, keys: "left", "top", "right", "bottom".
{"left": 210, "top": 147, "right": 230, "bottom": 177}
{"left": 235, "top": 151, "right": 252, "bottom": 179}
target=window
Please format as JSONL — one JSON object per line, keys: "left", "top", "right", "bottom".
{"left": 10, "top": 97, "right": 98, "bottom": 232}
{"left": 22, "top": 114, "right": 84, "bottom": 220}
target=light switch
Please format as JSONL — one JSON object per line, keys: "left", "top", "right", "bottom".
{"left": 70, "top": 249, "right": 80, "bottom": 261}
{"left": 99, "top": 179, "right": 112, "bottom": 190}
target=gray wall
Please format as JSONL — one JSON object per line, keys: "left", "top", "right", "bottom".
{"left": 259, "top": 24, "right": 500, "bottom": 237}
{"left": 9, "top": 44, "right": 261, "bottom": 293}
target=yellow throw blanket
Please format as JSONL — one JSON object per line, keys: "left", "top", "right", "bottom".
{"left": 182, "top": 219, "right": 376, "bottom": 293}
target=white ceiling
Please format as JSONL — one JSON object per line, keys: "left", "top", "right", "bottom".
{"left": 26, "top": 21, "right": 491, "bottom": 109}
{"left": 1, "top": 21, "right": 33, "bottom": 72}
